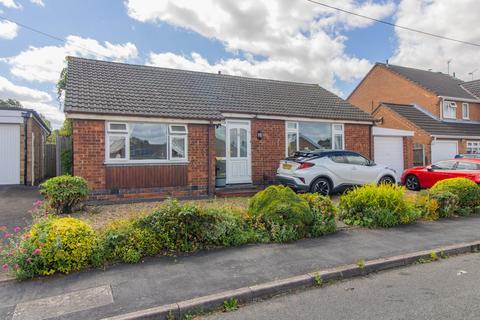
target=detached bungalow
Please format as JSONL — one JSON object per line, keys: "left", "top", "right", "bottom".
{"left": 64, "top": 57, "right": 374, "bottom": 201}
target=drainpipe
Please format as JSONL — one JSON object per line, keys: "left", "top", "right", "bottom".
{"left": 207, "top": 120, "right": 214, "bottom": 196}
{"left": 21, "top": 111, "right": 29, "bottom": 185}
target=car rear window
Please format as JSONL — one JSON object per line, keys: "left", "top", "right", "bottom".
{"left": 456, "top": 161, "right": 480, "bottom": 170}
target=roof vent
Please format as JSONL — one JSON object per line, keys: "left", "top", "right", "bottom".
{"left": 218, "top": 71, "right": 221, "bottom": 75}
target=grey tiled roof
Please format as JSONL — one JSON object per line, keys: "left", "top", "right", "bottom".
{"left": 380, "top": 63, "right": 478, "bottom": 100}
{"left": 461, "top": 80, "right": 480, "bottom": 99}
{"left": 64, "top": 57, "right": 374, "bottom": 122}
{"left": 382, "top": 103, "right": 480, "bottom": 137}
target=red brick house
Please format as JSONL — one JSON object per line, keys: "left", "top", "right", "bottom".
{"left": 348, "top": 63, "right": 480, "bottom": 166}
{"left": 64, "top": 57, "right": 374, "bottom": 201}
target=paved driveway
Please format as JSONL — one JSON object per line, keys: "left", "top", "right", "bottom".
{"left": 0, "top": 185, "right": 41, "bottom": 232}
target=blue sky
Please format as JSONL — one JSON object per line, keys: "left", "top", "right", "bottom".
{"left": 0, "top": 0, "right": 477, "bottom": 128}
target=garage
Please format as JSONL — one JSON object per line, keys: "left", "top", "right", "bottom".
{"left": 0, "top": 107, "right": 51, "bottom": 185}
{"left": 373, "top": 127, "right": 414, "bottom": 179}
{"left": 431, "top": 140, "right": 458, "bottom": 163}
{"left": 0, "top": 124, "right": 20, "bottom": 185}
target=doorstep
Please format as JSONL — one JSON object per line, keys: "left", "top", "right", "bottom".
{"left": 214, "top": 184, "right": 264, "bottom": 197}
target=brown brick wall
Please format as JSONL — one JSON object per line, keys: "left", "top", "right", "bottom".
{"left": 403, "top": 136, "right": 414, "bottom": 169}
{"left": 187, "top": 124, "right": 215, "bottom": 192}
{"left": 72, "top": 119, "right": 106, "bottom": 190}
{"left": 344, "top": 123, "right": 372, "bottom": 159}
{"left": 444, "top": 100, "right": 480, "bottom": 121}
{"left": 348, "top": 64, "right": 441, "bottom": 117}
{"left": 251, "top": 119, "right": 285, "bottom": 184}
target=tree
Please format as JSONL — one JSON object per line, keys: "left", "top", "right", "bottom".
{"left": 0, "top": 98, "right": 22, "bottom": 108}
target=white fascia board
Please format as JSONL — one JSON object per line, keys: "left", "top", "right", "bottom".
{"left": 0, "top": 109, "right": 23, "bottom": 124}
{"left": 373, "top": 127, "right": 414, "bottom": 137}
{"left": 432, "top": 134, "right": 480, "bottom": 140}
{"left": 66, "top": 112, "right": 219, "bottom": 124}
{"left": 439, "top": 96, "right": 480, "bottom": 103}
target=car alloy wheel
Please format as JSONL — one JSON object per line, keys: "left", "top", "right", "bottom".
{"left": 312, "top": 178, "right": 331, "bottom": 196}
{"left": 405, "top": 175, "right": 420, "bottom": 191}
{"left": 379, "top": 175, "right": 395, "bottom": 185}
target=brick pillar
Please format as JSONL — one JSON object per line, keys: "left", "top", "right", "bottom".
{"left": 403, "top": 136, "right": 414, "bottom": 169}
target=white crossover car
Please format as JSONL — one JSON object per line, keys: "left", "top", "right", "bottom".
{"left": 276, "top": 150, "right": 398, "bottom": 195}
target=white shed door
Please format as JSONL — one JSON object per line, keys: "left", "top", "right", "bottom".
{"left": 431, "top": 140, "right": 458, "bottom": 163}
{"left": 374, "top": 136, "right": 404, "bottom": 178}
{"left": 0, "top": 124, "right": 20, "bottom": 185}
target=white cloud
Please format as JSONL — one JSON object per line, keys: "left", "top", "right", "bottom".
{"left": 127, "top": 0, "right": 395, "bottom": 92}
{"left": 0, "top": 76, "right": 64, "bottom": 128}
{"left": 1, "top": 35, "right": 138, "bottom": 83}
{"left": 0, "top": 0, "right": 21, "bottom": 9}
{"left": 30, "top": 0, "right": 44, "bottom": 7}
{"left": 0, "top": 76, "right": 51, "bottom": 102}
{"left": 391, "top": 0, "right": 480, "bottom": 80}
{"left": 0, "top": 20, "right": 18, "bottom": 40}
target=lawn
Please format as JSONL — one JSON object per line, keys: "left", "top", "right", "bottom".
{"left": 72, "top": 197, "right": 251, "bottom": 230}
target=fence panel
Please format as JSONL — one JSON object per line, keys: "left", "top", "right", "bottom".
{"left": 45, "top": 144, "right": 56, "bottom": 178}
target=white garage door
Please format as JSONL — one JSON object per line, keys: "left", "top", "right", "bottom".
{"left": 0, "top": 124, "right": 20, "bottom": 185}
{"left": 431, "top": 140, "right": 458, "bottom": 163}
{"left": 374, "top": 136, "right": 404, "bottom": 179}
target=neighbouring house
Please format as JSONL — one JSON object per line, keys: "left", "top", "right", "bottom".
{"left": 0, "top": 107, "right": 51, "bottom": 185}
{"left": 348, "top": 63, "right": 480, "bottom": 166}
{"left": 64, "top": 57, "right": 375, "bottom": 201}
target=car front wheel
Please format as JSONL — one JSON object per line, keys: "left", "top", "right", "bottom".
{"left": 405, "top": 175, "right": 420, "bottom": 191}
{"left": 378, "top": 175, "right": 395, "bottom": 185}
{"left": 311, "top": 177, "right": 332, "bottom": 196}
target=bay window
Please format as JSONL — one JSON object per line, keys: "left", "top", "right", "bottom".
{"left": 106, "top": 122, "right": 188, "bottom": 162}
{"left": 285, "top": 121, "right": 344, "bottom": 156}
{"left": 443, "top": 101, "right": 456, "bottom": 119}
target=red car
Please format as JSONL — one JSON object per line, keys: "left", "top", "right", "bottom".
{"left": 401, "top": 159, "right": 480, "bottom": 191}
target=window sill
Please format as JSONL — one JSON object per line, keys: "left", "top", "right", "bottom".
{"left": 104, "top": 161, "right": 189, "bottom": 166}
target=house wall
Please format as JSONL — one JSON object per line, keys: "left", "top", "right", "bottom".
{"left": 348, "top": 64, "right": 441, "bottom": 117}
{"left": 443, "top": 99, "right": 480, "bottom": 121}
{"left": 72, "top": 118, "right": 372, "bottom": 201}
{"left": 72, "top": 119, "right": 215, "bottom": 201}
{"left": 251, "top": 119, "right": 285, "bottom": 185}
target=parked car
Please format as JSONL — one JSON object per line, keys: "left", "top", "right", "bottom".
{"left": 455, "top": 154, "right": 480, "bottom": 159}
{"left": 402, "top": 159, "right": 480, "bottom": 191}
{"left": 276, "top": 150, "right": 398, "bottom": 196}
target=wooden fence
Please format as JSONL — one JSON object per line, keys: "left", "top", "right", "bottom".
{"left": 45, "top": 144, "right": 56, "bottom": 178}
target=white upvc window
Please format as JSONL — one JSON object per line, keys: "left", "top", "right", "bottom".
{"left": 443, "top": 101, "right": 457, "bottom": 119}
{"left": 105, "top": 122, "right": 188, "bottom": 163}
{"left": 462, "top": 103, "right": 470, "bottom": 119}
{"left": 285, "top": 121, "right": 344, "bottom": 156}
{"left": 467, "top": 141, "right": 480, "bottom": 154}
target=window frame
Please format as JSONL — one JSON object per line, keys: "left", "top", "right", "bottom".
{"left": 467, "top": 141, "right": 480, "bottom": 154}
{"left": 442, "top": 101, "right": 457, "bottom": 119}
{"left": 462, "top": 103, "right": 470, "bottom": 120}
{"left": 285, "top": 121, "right": 344, "bottom": 156}
{"left": 105, "top": 122, "right": 188, "bottom": 164}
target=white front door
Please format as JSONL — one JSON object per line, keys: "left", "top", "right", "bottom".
{"left": 431, "top": 140, "right": 458, "bottom": 163}
{"left": 226, "top": 120, "right": 252, "bottom": 184}
{"left": 0, "top": 124, "right": 20, "bottom": 185}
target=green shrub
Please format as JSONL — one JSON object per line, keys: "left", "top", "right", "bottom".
{"left": 248, "top": 185, "right": 313, "bottom": 242}
{"left": 300, "top": 193, "right": 337, "bottom": 236}
{"left": 60, "top": 149, "right": 72, "bottom": 175}
{"left": 414, "top": 191, "right": 440, "bottom": 221}
{"left": 0, "top": 216, "right": 98, "bottom": 278}
{"left": 431, "top": 178, "right": 480, "bottom": 215}
{"left": 98, "top": 219, "right": 162, "bottom": 264}
{"left": 40, "top": 175, "right": 89, "bottom": 214}
{"left": 339, "top": 184, "right": 421, "bottom": 228}
{"left": 426, "top": 189, "right": 459, "bottom": 218}
{"left": 137, "top": 200, "right": 258, "bottom": 253}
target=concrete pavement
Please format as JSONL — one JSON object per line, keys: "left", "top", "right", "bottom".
{"left": 2, "top": 215, "right": 480, "bottom": 319}
{"left": 206, "top": 252, "right": 480, "bottom": 320}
